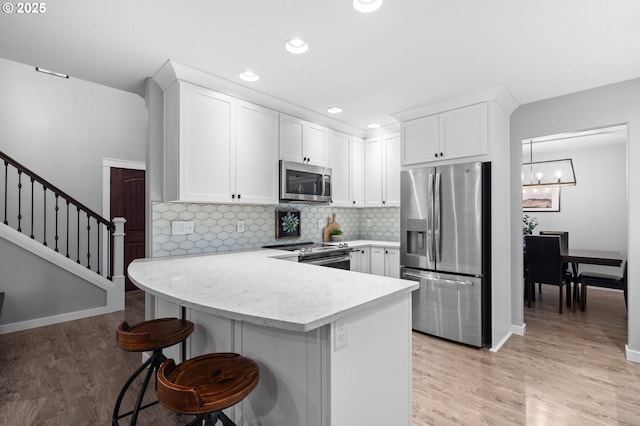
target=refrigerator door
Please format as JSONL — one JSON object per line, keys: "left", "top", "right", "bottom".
{"left": 435, "top": 162, "right": 483, "bottom": 276}
{"left": 400, "top": 167, "right": 435, "bottom": 270}
{"left": 402, "top": 268, "right": 483, "bottom": 347}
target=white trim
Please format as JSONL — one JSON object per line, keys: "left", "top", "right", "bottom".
{"left": 0, "top": 305, "right": 119, "bottom": 335}
{"left": 511, "top": 323, "right": 526, "bottom": 336}
{"left": 489, "top": 331, "right": 512, "bottom": 352}
{"left": 625, "top": 344, "right": 640, "bottom": 363}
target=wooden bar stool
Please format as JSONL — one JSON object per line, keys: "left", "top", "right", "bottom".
{"left": 157, "top": 353, "right": 260, "bottom": 426}
{"left": 113, "top": 317, "right": 195, "bottom": 426}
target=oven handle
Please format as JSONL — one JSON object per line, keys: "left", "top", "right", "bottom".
{"left": 302, "top": 255, "right": 351, "bottom": 266}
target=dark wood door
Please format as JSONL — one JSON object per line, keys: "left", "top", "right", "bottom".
{"left": 110, "top": 168, "right": 145, "bottom": 291}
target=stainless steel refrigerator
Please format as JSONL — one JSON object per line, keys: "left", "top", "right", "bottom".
{"left": 400, "top": 161, "right": 491, "bottom": 347}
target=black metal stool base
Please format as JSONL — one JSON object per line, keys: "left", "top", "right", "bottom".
{"left": 185, "top": 410, "right": 236, "bottom": 426}
{"left": 112, "top": 348, "right": 167, "bottom": 426}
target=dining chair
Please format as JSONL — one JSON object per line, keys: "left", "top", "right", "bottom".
{"left": 539, "top": 231, "right": 573, "bottom": 306}
{"left": 578, "top": 261, "right": 627, "bottom": 310}
{"left": 524, "top": 235, "right": 571, "bottom": 313}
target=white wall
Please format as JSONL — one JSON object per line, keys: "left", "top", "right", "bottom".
{"left": 510, "top": 78, "right": 640, "bottom": 361}
{"left": 527, "top": 141, "right": 627, "bottom": 274}
{"left": 0, "top": 57, "right": 147, "bottom": 213}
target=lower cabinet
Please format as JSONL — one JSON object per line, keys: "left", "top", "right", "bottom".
{"left": 350, "top": 247, "right": 370, "bottom": 274}
{"left": 368, "top": 246, "right": 400, "bottom": 278}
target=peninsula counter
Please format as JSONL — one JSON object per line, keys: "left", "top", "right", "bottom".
{"left": 128, "top": 249, "right": 417, "bottom": 425}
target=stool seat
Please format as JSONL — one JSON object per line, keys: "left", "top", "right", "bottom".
{"left": 117, "top": 317, "right": 195, "bottom": 352}
{"left": 112, "top": 317, "right": 194, "bottom": 425}
{"left": 157, "top": 353, "right": 259, "bottom": 422}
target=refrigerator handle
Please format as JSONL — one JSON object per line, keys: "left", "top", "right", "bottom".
{"left": 427, "top": 172, "right": 435, "bottom": 261}
{"left": 435, "top": 172, "right": 442, "bottom": 262}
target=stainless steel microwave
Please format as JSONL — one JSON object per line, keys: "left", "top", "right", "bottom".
{"left": 280, "top": 160, "right": 332, "bottom": 203}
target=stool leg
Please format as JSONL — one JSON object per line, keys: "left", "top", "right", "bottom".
{"left": 218, "top": 411, "right": 236, "bottom": 426}
{"left": 130, "top": 353, "right": 161, "bottom": 425}
{"left": 112, "top": 353, "right": 153, "bottom": 425}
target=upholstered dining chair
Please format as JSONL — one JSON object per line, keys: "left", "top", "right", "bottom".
{"left": 539, "top": 231, "right": 573, "bottom": 306}
{"left": 525, "top": 235, "right": 571, "bottom": 313}
{"left": 578, "top": 261, "right": 628, "bottom": 310}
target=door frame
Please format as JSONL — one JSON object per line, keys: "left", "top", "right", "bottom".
{"left": 102, "top": 158, "right": 146, "bottom": 278}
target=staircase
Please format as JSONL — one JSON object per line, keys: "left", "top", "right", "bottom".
{"left": 0, "top": 150, "right": 126, "bottom": 334}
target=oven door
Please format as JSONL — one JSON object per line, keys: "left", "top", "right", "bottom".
{"left": 302, "top": 253, "right": 351, "bottom": 270}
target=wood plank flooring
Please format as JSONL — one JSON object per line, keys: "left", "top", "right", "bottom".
{"left": 1, "top": 286, "right": 639, "bottom": 425}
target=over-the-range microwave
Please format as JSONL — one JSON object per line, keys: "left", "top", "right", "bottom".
{"left": 280, "top": 160, "right": 332, "bottom": 203}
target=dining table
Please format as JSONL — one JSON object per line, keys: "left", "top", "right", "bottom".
{"left": 561, "top": 248, "right": 624, "bottom": 312}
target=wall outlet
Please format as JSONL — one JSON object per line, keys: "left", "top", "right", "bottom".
{"left": 318, "top": 219, "right": 324, "bottom": 230}
{"left": 237, "top": 220, "right": 245, "bottom": 232}
{"left": 172, "top": 220, "right": 194, "bottom": 235}
{"left": 367, "top": 218, "right": 372, "bottom": 228}
{"left": 334, "top": 321, "right": 348, "bottom": 351}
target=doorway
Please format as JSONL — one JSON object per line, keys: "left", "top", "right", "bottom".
{"left": 110, "top": 167, "right": 145, "bottom": 291}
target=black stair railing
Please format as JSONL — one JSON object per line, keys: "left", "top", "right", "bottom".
{"left": 1, "top": 150, "right": 115, "bottom": 280}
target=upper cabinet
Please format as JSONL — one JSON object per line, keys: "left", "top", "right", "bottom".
{"left": 280, "top": 114, "right": 329, "bottom": 167}
{"left": 328, "top": 131, "right": 365, "bottom": 207}
{"left": 364, "top": 132, "right": 400, "bottom": 207}
{"left": 164, "top": 81, "right": 278, "bottom": 204}
{"left": 401, "top": 103, "right": 488, "bottom": 166}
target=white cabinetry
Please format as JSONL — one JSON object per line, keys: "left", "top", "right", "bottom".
{"left": 165, "top": 81, "right": 278, "bottom": 203}
{"left": 370, "top": 246, "right": 399, "bottom": 278}
{"left": 401, "top": 102, "right": 488, "bottom": 166}
{"left": 351, "top": 137, "right": 365, "bottom": 207}
{"left": 329, "top": 131, "right": 364, "bottom": 207}
{"left": 350, "top": 246, "right": 370, "bottom": 274}
{"left": 328, "top": 130, "right": 352, "bottom": 207}
{"left": 280, "top": 114, "right": 329, "bottom": 167}
{"left": 364, "top": 132, "right": 400, "bottom": 207}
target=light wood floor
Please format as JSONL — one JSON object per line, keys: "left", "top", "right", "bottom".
{"left": 1, "top": 286, "right": 639, "bottom": 425}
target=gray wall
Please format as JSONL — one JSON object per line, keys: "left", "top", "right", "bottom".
{"left": 0, "top": 57, "right": 147, "bottom": 322}
{"left": 0, "top": 57, "right": 147, "bottom": 214}
{"left": 527, "top": 140, "right": 627, "bottom": 274}
{"left": 510, "top": 78, "right": 640, "bottom": 355}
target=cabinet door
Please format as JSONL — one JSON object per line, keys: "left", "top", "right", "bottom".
{"left": 364, "top": 137, "right": 382, "bottom": 207}
{"left": 440, "top": 103, "right": 488, "bottom": 159}
{"left": 359, "top": 246, "right": 370, "bottom": 274}
{"left": 383, "top": 133, "right": 401, "bottom": 207}
{"left": 350, "top": 250, "right": 362, "bottom": 272}
{"left": 384, "top": 248, "right": 400, "bottom": 278}
{"left": 305, "top": 123, "right": 329, "bottom": 167}
{"left": 328, "top": 130, "right": 351, "bottom": 207}
{"left": 351, "top": 137, "right": 365, "bottom": 207}
{"left": 401, "top": 114, "right": 440, "bottom": 165}
{"left": 279, "top": 114, "right": 304, "bottom": 163}
{"left": 179, "top": 83, "right": 234, "bottom": 202}
{"left": 235, "top": 101, "right": 279, "bottom": 204}
{"left": 370, "top": 246, "right": 386, "bottom": 276}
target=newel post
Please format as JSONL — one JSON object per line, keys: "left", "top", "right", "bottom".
{"left": 111, "top": 217, "right": 127, "bottom": 310}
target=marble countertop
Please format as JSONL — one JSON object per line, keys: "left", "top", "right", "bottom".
{"left": 330, "top": 240, "right": 400, "bottom": 248}
{"left": 128, "top": 246, "right": 416, "bottom": 333}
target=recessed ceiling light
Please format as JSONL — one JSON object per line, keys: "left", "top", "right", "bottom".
{"left": 327, "top": 107, "right": 343, "bottom": 114}
{"left": 285, "top": 38, "right": 309, "bottom": 54}
{"left": 239, "top": 70, "right": 260, "bottom": 82}
{"left": 367, "top": 123, "right": 381, "bottom": 129}
{"left": 353, "top": 0, "right": 383, "bottom": 13}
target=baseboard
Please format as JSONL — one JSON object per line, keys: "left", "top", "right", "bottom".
{"left": 489, "top": 331, "right": 512, "bottom": 352}
{"left": 0, "top": 305, "right": 121, "bottom": 335}
{"left": 511, "top": 323, "right": 526, "bottom": 336}
{"left": 625, "top": 344, "right": 640, "bottom": 363}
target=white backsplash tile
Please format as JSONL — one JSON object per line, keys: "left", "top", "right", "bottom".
{"left": 152, "top": 202, "right": 400, "bottom": 257}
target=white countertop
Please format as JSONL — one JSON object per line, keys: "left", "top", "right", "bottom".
{"left": 128, "top": 247, "right": 416, "bottom": 333}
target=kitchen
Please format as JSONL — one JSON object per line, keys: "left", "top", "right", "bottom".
{"left": 1, "top": 1, "right": 640, "bottom": 425}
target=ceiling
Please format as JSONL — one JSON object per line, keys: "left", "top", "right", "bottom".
{"left": 1, "top": 0, "right": 640, "bottom": 131}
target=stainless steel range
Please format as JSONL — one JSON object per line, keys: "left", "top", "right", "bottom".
{"left": 263, "top": 241, "right": 354, "bottom": 270}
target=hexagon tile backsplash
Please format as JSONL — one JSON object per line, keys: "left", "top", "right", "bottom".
{"left": 152, "top": 202, "right": 400, "bottom": 257}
